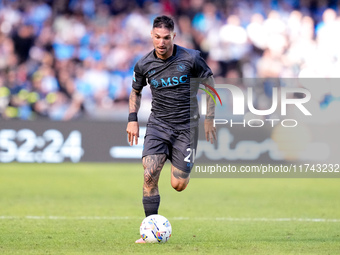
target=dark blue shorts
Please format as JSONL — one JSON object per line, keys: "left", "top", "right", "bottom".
{"left": 142, "top": 123, "right": 198, "bottom": 173}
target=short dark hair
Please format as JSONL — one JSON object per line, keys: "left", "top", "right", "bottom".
{"left": 153, "top": 15, "right": 174, "bottom": 32}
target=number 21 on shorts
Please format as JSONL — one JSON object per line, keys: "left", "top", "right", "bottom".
{"left": 184, "top": 148, "right": 196, "bottom": 164}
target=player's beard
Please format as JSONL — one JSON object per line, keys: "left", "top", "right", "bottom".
{"left": 156, "top": 46, "right": 167, "bottom": 56}
{"left": 156, "top": 45, "right": 172, "bottom": 59}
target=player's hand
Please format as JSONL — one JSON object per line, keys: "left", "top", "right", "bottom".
{"left": 126, "top": 121, "right": 139, "bottom": 146}
{"left": 204, "top": 119, "right": 216, "bottom": 144}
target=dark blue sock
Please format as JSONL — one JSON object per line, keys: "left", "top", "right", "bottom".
{"left": 143, "top": 195, "right": 160, "bottom": 217}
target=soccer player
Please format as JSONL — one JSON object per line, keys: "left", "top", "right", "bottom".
{"left": 126, "top": 15, "right": 216, "bottom": 243}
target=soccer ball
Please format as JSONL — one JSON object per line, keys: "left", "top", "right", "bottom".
{"left": 139, "top": 214, "right": 172, "bottom": 243}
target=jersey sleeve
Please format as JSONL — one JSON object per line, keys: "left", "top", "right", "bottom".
{"left": 193, "top": 50, "right": 213, "bottom": 78}
{"left": 132, "top": 61, "right": 147, "bottom": 91}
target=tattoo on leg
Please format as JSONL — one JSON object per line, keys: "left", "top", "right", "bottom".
{"left": 171, "top": 166, "right": 190, "bottom": 180}
{"left": 143, "top": 154, "right": 166, "bottom": 197}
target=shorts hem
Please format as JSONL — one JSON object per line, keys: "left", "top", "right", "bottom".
{"left": 142, "top": 153, "right": 169, "bottom": 160}
{"left": 170, "top": 161, "right": 193, "bottom": 174}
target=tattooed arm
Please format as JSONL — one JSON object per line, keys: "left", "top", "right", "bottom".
{"left": 126, "top": 88, "right": 142, "bottom": 146}
{"left": 129, "top": 88, "right": 142, "bottom": 113}
{"left": 203, "top": 76, "right": 217, "bottom": 144}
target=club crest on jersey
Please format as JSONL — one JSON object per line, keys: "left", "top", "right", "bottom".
{"left": 150, "top": 79, "right": 159, "bottom": 88}
{"left": 177, "top": 64, "right": 186, "bottom": 72}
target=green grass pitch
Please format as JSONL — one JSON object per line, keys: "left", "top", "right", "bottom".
{"left": 0, "top": 163, "right": 339, "bottom": 254}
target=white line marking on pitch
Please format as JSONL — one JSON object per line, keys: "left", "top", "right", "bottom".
{"left": 0, "top": 216, "right": 340, "bottom": 222}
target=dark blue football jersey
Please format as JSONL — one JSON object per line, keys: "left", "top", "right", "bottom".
{"left": 132, "top": 44, "right": 213, "bottom": 129}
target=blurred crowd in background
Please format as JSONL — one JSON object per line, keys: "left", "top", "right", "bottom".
{"left": 0, "top": 0, "right": 340, "bottom": 121}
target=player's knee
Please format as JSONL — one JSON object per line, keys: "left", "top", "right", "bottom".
{"left": 171, "top": 179, "right": 189, "bottom": 192}
{"left": 174, "top": 184, "right": 187, "bottom": 192}
{"left": 171, "top": 166, "right": 190, "bottom": 192}
{"left": 144, "top": 174, "right": 155, "bottom": 186}
{"left": 144, "top": 170, "right": 159, "bottom": 189}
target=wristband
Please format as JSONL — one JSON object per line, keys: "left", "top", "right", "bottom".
{"left": 205, "top": 116, "right": 215, "bottom": 119}
{"left": 128, "top": 112, "right": 138, "bottom": 122}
